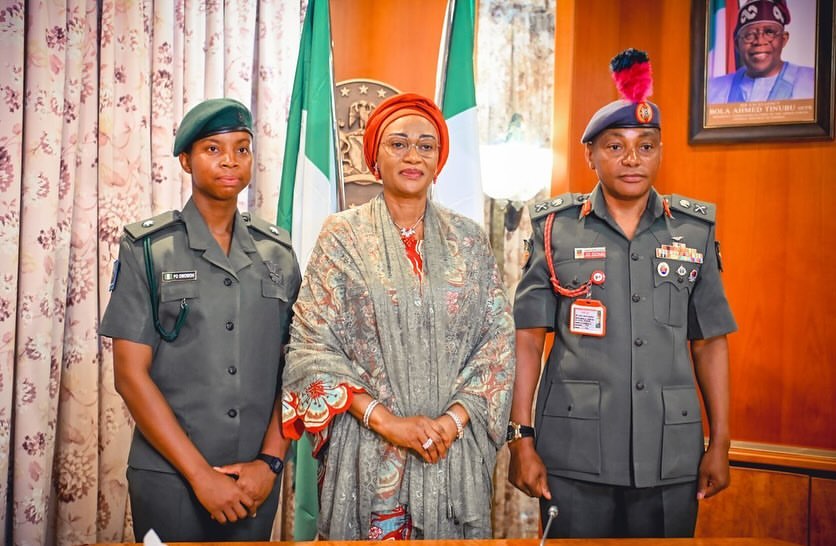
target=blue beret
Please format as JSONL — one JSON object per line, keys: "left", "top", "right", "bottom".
{"left": 172, "top": 98, "right": 253, "bottom": 156}
{"left": 581, "top": 99, "right": 661, "bottom": 143}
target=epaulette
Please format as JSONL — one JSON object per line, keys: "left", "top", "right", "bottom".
{"left": 124, "top": 210, "right": 184, "bottom": 241}
{"left": 529, "top": 192, "right": 585, "bottom": 221}
{"left": 667, "top": 194, "right": 716, "bottom": 223}
{"left": 242, "top": 212, "right": 292, "bottom": 248}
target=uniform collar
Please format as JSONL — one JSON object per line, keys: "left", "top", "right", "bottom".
{"left": 582, "top": 184, "right": 665, "bottom": 219}
{"left": 583, "top": 183, "right": 666, "bottom": 237}
{"left": 181, "top": 198, "right": 256, "bottom": 276}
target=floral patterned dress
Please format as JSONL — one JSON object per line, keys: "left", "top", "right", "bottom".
{"left": 282, "top": 195, "right": 515, "bottom": 540}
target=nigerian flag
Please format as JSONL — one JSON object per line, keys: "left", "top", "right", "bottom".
{"left": 707, "top": 0, "right": 728, "bottom": 78}
{"left": 277, "top": 0, "right": 338, "bottom": 539}
{"left": 707, "top": 0, "right": 739, "bottom": 78}
{"left": 278, "top": 0, "right": 339, "bottom": 267}
{"left": 434, "top": 0, "right": 484, "bottom": 225}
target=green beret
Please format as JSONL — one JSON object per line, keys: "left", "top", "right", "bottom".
{"left": 172, "top": 98, "right": 253, "bottom": 156}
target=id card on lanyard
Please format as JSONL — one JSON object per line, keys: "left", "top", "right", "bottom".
{"left": 569, "top": 299, "right": 606, "bottom": 336}
{"left": 544, "top": 212, "right": 608, "bottom": 337}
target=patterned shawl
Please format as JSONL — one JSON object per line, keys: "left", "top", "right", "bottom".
{"left": 282, "top": 194, "right": 515, "bottom": 539}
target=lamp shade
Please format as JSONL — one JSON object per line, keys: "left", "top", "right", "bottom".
{"left": 479, "top": 142, "right": 552, "bottom": 201}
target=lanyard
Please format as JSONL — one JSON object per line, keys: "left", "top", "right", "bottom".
{"left": 143, "top": 236, "right": 189, "bottom": 342}
{"left": 543, "top": 212, "right": 593, "bottom": 298}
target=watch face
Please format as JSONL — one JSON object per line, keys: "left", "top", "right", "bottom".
{"left": 506, "top": 425, "right": 520, "bottom": 442}
{"left": 258, "top": 454, "right": 284, "bottom": 474}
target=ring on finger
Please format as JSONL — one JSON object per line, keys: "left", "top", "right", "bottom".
{"left": 421, "top": 437, "right": 434, "bottom": 450}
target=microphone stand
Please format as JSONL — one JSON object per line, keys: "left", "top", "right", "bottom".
{"left": 539, "top": 505, "right": 559, "bottom": 546}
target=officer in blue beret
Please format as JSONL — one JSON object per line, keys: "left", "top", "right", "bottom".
{"left": 508, "top": 50, "right": 737, "bottom": 538}
{"left": 101, "top": 98, "right": 300, "bottom": 541}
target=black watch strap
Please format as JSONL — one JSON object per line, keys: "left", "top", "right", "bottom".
{"left": 256, "top": 453, "right": 284, "bottom": 475}
{"left": 506, "top": 421, "right": 535, "bottom": 442}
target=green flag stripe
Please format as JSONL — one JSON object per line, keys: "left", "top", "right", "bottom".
{"left": 441, "top": 0, "right": 476, "bottom": 119}
{"left": 277, "top": 0, "right": 333, "bottom": 232}
{"left": 303, "top": 0, "right": 334, "bottom": 173}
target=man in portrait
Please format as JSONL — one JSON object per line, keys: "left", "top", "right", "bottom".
{"left": 707, "top": 0, "right": 815, "bottom": 104}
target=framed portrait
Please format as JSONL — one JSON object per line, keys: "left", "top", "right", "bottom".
{"left": 689, "top": 0, "right": 835, "bottom": 143}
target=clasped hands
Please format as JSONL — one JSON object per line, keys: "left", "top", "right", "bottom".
{"left": 190, "top": 458, "right": 277, "bottom": 524}
{"left": 376, "top": 411, "right": 461, "bottom": 464}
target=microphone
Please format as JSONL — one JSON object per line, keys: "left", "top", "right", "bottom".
{"left": 539, "top": 505, "right": 559, "bottom": 546}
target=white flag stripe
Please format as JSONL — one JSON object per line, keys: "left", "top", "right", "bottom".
{"left": 291, "top": 113, "right": 335, "bottom": 269}
{"left": 435, "top": 108, "right": 484, "bottom": 224}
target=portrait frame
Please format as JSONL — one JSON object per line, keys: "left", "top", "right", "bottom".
{"left": 689, "top": 0, "right": 835, "bottom": 143}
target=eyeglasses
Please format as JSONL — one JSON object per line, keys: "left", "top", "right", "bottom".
{"left": 381, "top": 137, "right": 439, "bottom": 159}
{"left": 738, "top": 26, "right": 782, "bottom": 44}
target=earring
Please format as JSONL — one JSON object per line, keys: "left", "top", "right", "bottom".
{"left": 373, "top": 164, "right": 380, "bottom": 179}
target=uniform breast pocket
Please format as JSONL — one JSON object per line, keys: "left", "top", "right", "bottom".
{"left": 159, "top": 281, "right": 199, "bottom": 319}
{"left": 652, "top": 258, "right": 697, "bottom": 327}
{"left": 554, "top": 258, "right": 607, "bottom": 293}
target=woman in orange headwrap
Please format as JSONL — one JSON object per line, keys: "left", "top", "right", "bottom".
{"left": 281, "top": 93, "right": 515, "bottom": 540}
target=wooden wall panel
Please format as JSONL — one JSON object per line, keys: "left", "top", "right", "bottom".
{"left": 695, "top": 467, "right": 808, "bottom": 544}
{"left": 335, "top": 0, "right": 836, "bottom": 451}
{"left": 810, "top": 477, "right": 836, "bottom": 546}
{"left": 553, "top": 0, "right": 836, "bottom": 450}
{"left": 330, "top": 0, "right": 447, "bottom": 97}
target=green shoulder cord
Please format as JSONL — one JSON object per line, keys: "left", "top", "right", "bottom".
{"left": 143, "top": 237, "right": 189, "bottom": 342}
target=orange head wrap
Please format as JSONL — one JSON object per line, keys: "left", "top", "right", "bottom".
{"left": 363, "top": 93, "right": 449, "bottom": 178}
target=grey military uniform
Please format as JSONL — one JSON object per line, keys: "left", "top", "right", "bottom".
{"left": 100, "top": 198, "right": 300, "bottom": 540}
{"left": 514, "top": 184, "right": 736, "bottom": 488}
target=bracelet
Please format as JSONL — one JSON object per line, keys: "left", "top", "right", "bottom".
{"left": 445, "top": 410, "right": 464, "bottom": 440}
{"left": 363, "top": 399, "right": 380, "bottom": 429}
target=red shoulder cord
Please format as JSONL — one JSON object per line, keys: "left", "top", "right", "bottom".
{"left": 544, "top": 212, "right": 591, "bottom": 298}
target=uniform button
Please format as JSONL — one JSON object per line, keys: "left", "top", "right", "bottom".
{"left": 682, "top": 410, "right": 689, "bottom": 416}
{"left": 631, "top": 293, "right": 641, "bottom": 303}
{"left": 224, "top": 277, "right": 232, "bottom": 286}
{"left": 631, "top": 252, "right": 639, "bottom": 261}
{"left": 227, "top": 408, "right": 238, "bottom": 418}
{"left": 567, "top": 405, "right": 573, "bottom": 411}
{"left": 227, "top": 366, "right": 237, "bottom": 375}
{"left": 634, "top": 338, "right": 644, "bottom": 347}
{"left": 225, "top": 321, "right": 234, "bottom": 331}
{"left": 636, "top": 382, "right": 645, "bottom": 391}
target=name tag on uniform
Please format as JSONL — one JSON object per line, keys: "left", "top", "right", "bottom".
{"left": 574, "top": 246, "right": 607, "bottom": 260}
{"left": 162, "top": 271, "right": 197, "bottom": 282}
{"left": 569, "top": 299, "right": 606, "bottom": 337}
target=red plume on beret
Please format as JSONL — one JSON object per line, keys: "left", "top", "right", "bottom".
{"left": 610, "top": 48, "right": 653, "bottom": 103}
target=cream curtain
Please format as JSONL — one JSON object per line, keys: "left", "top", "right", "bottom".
{"left": 0, "top": 1, "right": 301, "bottom": 544}
{"left": 477, "top": 0, "right": 555, "bottom": 538}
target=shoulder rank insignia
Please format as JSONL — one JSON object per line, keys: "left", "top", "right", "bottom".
{"left": 242, "top": 212, "right": 292, "bottom": 248}
{"left": 124, "top": 210, "right": 183, "bottom": 241}
{"left": 530, "top": 193, "right": 584, "bottom": 221}
{"left": 667, "top": 194, "right": 716, "bottom": 223}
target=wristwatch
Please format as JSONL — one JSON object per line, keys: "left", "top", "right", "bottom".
{"left": 506, "top": 421, "right": 535, "bottom": 442}
{"left": 256, "top": 453, "right": 284, "bottom": 475}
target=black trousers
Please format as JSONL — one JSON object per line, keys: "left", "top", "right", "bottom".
{"left": 127, "top": 467, "right": 281, "bottom": 542}
{"left": 540, "top": 475, "right": 698, "bottom": 538}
